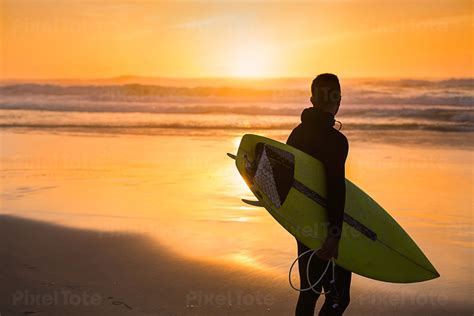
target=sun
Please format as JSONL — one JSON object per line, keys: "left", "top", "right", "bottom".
{"left": 229, "top": 44, "right": 273, "bottom": 78}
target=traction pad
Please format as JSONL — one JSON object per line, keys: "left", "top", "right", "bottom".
{"left": 246, "top": 143, "right": 295, "bottom": 209}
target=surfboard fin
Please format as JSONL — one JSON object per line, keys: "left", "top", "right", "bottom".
{"left": 227, "top": 153, "right": 237, "bottom": 160}
{"left": 241, "top": 199, "right": 264, "bottom": 207}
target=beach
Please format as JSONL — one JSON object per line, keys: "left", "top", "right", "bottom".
{"left": 0, "top": 126, "right": 472, "bottom": 315}
{"left": 0, "top": 215, "right": 291, "bottom": 316}
{"left": 1, "top": 214, "right": 472, "bottom": 316}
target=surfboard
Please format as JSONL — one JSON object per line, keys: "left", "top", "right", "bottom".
{"left": 229, "top": 134, "right": 439, "bottom": 283}
{"left": 241, "top": 198, "right": 264, "bottom": 207}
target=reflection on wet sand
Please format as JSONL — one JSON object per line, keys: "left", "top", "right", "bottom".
{"left": 0, "top": 130, "right": 473, "bottom": 314}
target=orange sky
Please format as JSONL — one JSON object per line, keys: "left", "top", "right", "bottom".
{"left": 1, "top": 0, "right": 473, "bottom": 79}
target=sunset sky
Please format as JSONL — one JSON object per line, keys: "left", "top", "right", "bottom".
{"left": 1, "top": 0, "right": 473, "bottom": 79}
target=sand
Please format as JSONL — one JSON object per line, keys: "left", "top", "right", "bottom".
{"left": 1, "top": 129, "right": 473, "bottom": 315}
{"left": 1, "top": 215, "right": 472, "bottom": 316}
{"left": 0, "top": 215, "right": 294, "bottom": 316}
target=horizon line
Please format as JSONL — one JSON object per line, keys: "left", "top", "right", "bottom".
{"left": 1, "top": 74, "right": 473, "bottom": 83}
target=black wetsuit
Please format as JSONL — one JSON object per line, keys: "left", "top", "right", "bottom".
{"left": 287, "top": 107, "right": 352, "bottom": 316}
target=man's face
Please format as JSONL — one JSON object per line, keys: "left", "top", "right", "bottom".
{"left": 310, "top": 86, "right": 341, "bottom": 115}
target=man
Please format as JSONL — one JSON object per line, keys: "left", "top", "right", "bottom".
{"left": 287, "top": 74, "right": 351, "bottom": 315}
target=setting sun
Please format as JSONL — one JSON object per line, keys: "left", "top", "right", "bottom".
{"left": 229, "top": 44, "right": 275, "bottom": 78}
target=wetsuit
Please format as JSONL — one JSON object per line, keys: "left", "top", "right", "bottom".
{"left": 287, "top": 106, "right": 352, "bottom": 316}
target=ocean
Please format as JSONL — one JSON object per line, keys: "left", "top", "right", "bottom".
{"left": 0, "top": 78, "right": 473, "bottom": 134}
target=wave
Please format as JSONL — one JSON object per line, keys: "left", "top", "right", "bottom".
{"left": 0, "top": 78, "right": 472, "bottom": 134}
{"left": 1, "top": 78, "right": 473, "bottom": 107}
{"left": 0, "top": 102, "right": 472, "bottom": 126}
{"left": 1, "top": 123, "right": 471, "bottom": 132}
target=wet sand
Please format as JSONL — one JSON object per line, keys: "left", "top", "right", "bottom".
{"left": 1, "top": 129, "right": 473, "bottom": 315}
{"left": 1, "top": 215, "right": 472, "bottom": 316}
{"left": 0, "top": 215, "right": 292, "bottom": 315}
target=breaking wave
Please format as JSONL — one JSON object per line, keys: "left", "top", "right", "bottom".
{"left": 0, "top": 78, "right": 472, "bottom": 133}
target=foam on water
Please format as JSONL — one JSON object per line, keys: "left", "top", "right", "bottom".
{"left": 0, "top": 78, "right": 472, "bottom": 133}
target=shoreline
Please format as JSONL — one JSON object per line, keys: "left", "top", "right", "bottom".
{"left": 1, "top": 128, "right": 473, "bottom": 149}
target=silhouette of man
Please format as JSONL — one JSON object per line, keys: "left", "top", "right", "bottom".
{"left": 287, "top": 74, "right": 351, "bottom": 315}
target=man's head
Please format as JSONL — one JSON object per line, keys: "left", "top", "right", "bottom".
{"left": 310, "top": 73, "right": 341, "bottom": 115}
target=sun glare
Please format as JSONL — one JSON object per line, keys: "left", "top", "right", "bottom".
{"left": 229, "top": 44, "right": 273, "bottom": 78}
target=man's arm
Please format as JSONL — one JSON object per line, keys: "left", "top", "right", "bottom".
{"left": 325, "top": 134, "right": 349, "bottom": 239}
{"left": 317, "top": 134, "right": 348, "bottom": 260}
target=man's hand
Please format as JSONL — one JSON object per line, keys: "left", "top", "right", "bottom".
{"left": 317, "top": 235, "right": 340, "bottom": 260}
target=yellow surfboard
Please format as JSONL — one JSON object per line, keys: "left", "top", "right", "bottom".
{"left": 230, "top": 134, "right": 439, "bottom": 283}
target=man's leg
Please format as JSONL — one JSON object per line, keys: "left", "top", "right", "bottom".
{"left": 295, "top": 239, "right": 327, "bottom": 316}
{"left": 318, "top": 264, "right": 352, "bottom": 316}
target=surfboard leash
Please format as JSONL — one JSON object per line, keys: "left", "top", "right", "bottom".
{"left": 288, "top": 248, "right": 336, "bottom": 295}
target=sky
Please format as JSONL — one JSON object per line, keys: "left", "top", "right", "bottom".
{"left": 0, "top": 0, "right": 473, "bottom": 79}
